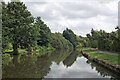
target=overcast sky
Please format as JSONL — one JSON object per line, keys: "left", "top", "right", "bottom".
{"left": 4, "top": 0, "right": 119, "bottom": 36}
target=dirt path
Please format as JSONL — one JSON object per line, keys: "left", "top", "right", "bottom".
{"left": 90, "top": 48, "right": 120, "bottom": 56}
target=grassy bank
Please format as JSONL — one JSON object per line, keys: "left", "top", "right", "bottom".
{"left": 82, "top": 48, "right": 120, "bottom": 65}
{"left": 2, "top": 45, "right": 55, "bottom": 66}
{"left": 33, "top": 45, "right": 55, "bottom": 56}
{"left": 3, "top": 45, "right": 55, "bottom": 56}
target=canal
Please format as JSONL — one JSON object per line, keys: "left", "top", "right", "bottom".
{"left": 2, "top": 50, "right": 120, "bottom": 79}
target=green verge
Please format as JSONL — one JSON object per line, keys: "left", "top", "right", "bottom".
{"left": 82, "top": 48, "right": 120, "bottom": 65}
{"left": 3, "top": 45, "right": 55, "bottom": 56}
{"left": 33, "top": 45, "right": 55, "bottom": 57}
{"left": 4, "top": 49, "right": 27, "bottom": 55}
{"left": 3, "top": 46, "right": 55, "bottom": 65}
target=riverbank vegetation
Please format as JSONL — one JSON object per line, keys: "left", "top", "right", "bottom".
{"left": 50, "top": 33, "right": 73, "bottom": 50}
{"left": 2, "top": 1, "right": 54, "bottom": 55}
{"left": 2, "top": 1, "right": 83, "bottom": 58}
{"left": 86, "top": 27, "right": 120, "bottom": 52}
{"left": 83, "top": 48, "right": 120, "bottom": 65}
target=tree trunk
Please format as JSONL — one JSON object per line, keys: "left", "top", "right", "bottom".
{"left": 13, "top": 43, "right": 18, "bottom": 55}
{"left": 28, "top": 47, "right": 33, "bottom": 55}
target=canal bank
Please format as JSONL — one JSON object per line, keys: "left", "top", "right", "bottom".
{"left": 82, "top": 48, "right": 120, "bottom": 74}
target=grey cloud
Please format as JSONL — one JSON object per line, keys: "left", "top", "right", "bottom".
{"left": 59, "top": 2, "right": 116, "bottom": 19}
{"left": 69, "top": 23, "right": 94, "bottom": 36}
{"left": 28, "top": 1, "right": 117, "bottom": 21}
{"left": 47, "top": 21, "right": 67, "bottom": 33}
{"left": 4, "top": 0, "right": 117, "bottom": 36}
{"left": 26, "top": 2, "right": 63, "bottom": 21}
{"left": 25, "top": 1, "right": 118, "bottom": 36}
{"left": 25, "top": 2, "right": 47, "bottom": 5}
{"left": 26, "top": 1, "right": 117, "bottom": 20}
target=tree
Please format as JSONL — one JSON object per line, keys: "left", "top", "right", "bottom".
{"left": 2, "top": 1, "right": 12, "bottom": 52}
{"left": 4, "top": 1, "right": 33, "bottom": 54}
{"left": 63, "top": 28, "right": 77, "bottom": 48}
{"left": 115, "top": 26, "right": 120, "bottom": 51}
{"left": 19, "top": 25, "right": 39, "bottom": 54}
{"left": 50, "top": 33, "right": 73, "bottom": 50}
{"left": 35, "top": 17, "right": 51, "bottom": 46}
{"left": 76, "top": 36, "right": 88, "bottom": 47}
{"left": 86, "top": 27, "right": 120, "bottom": 52}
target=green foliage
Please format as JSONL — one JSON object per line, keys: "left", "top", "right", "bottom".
{"left": 83, "top": 48, "right": 120, "bottom": 65}
{"left": 4, "top": 48, "right": 27, "bottom": 55}
{"left": 76, "top": 42, "right": 82, "bottom": 51}
{"left": 76, "top": 36, "right": 89, "bottom": 47}
{"left": 63, "top": 28, "right": 77, "bottom": 48}
{"left": 86, "top": 27, "right": 120, "bottom": 52}
{"left": 2, "top": 1, "right": 34, "bottom": 54}
{"left": 2, "top": 1, "right": 11, "bottom": 52}
{"left": 35, "top": 17, "right": 51, "bottom": 46}
{"left": 2, "top": 1, "right": 75, "bottom": 56}
{"left": 33, "top": 45, "right": 55, "bottom": 57}
{"left": 2, "top": 43, "right": 13, "bottom": 53}
{"left": 2, "top": 54, "right": 13, "bottom": 65}
{"left": 19, "top": 25, "right": 38, "bottom": 49}
{"left": 50, "top": 33, "right": 73, "bottom": 50}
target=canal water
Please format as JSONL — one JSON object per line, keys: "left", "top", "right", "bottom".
{"left": 2, "top": 50, "right": 120, "bottom": 79}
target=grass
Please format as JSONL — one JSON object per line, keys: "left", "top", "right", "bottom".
{"left": 2, "top": 45, "right": 55, "bottom": 66}
{"left": 82, "top": 48, "right": 120, "bottom": 65}
{"left": 2, "top": 54, "right": 13, "bottom": 66}
{"left": 33, "top": 46, "right": 55, "bottom": 57}
{"left": 18, "top": 46, "right": 55, "bottom": 56}
{"left": 4, "top": 45, "right": 55, "bottom": 57}
{"left": 4, "top": 49, "right": 27, "bottom": 55}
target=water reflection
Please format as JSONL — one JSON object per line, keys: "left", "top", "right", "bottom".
{"left": 2, "top": 50, "right": 72, "bottom": 78}
{"left": 2, "top": 50, "right": 120, "bottom": 79}
{"left": 86, "top": 60, "right": 120, "bottom": 79}
{"left": 3, "top": 55, "right": 51, "bottom": 78}
{"left": 63, "top": 51, "right": 81, "bottom": 67}
{"left": 45, "top": 57, "right": 109, "bottom": 78}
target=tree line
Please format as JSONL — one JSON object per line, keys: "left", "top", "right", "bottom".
{"left": 86, "top": 27, "right": 120, "bottom": 52}
{"left": 2, "top": 1, "right": 83, "bottom": 55}
{"left": 2, "top": 1, "right": 52, "bottom": 54}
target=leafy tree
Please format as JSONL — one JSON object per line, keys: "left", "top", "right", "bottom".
{"left": 63, "top": 28, "right": 77, "bottom": 48}
{"left": 2, "top": 1, "right": 12, "bottom": 52}
{"left": 3, "top": 1, "right": 33, "bottom": 54}
{"left": 115, "top": 26, "right": 120, "bottom": 51}
{"left": 50, "top": 33, "right": 73, "bottom": 50}
{"left": 76, "top": 36, "right": 88, "bottom": 47}
{"left": 86, "top": 34, "right": 91, "bottom": 39}
{"left": 87, "top": 27, "right": 120, "bottom": 52}
{"left": 35, "top": 17, "right": 51, "bottom": 46}
{"left": 19, "top": 25, "right": 39, "bottom": 54}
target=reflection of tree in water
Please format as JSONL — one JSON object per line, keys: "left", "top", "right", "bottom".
{"left": 2, "top": 49, "right": 73, "bottom": 78}
{"left": 63, "top": 51, "right": 82, "bottom": 67}
{"left": 86, "top": 60, "right": 120, "bottom": 80}
{"left": 49, "top": 50, "right": 72, "bottom": 65}
{"left": 3, "top": 50, "right": 119, "bottom": 79}
{"left": 3, "top": 54, "right": 52, "bottom": 78}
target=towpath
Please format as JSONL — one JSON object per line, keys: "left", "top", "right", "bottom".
{"left": 90, "top": 48, "right": 120, "bottom": 56}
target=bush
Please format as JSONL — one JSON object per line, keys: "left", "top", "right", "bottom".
{"left": 33, "top": 45, "right": 55, "bottom": 57}
{"left": 2, "top": 54, "right": 13, "bottom": 65}
{"left": 50, "top": 33, "right": 73, "bottom": 50}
